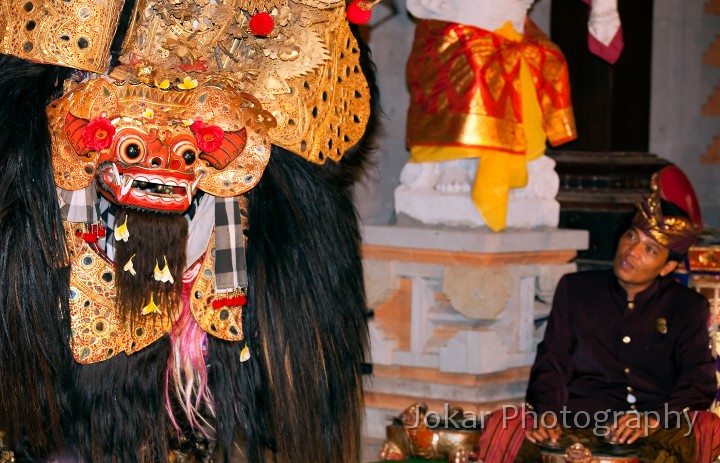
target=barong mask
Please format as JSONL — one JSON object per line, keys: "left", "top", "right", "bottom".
{"left": 25, "top": 0, "right": 373, "bottom": 362}
{"left": 0, "top": 0, "right": 376, "bottom": 460}
{"left": 48, "top": 79, "right": 275, "bottom": 213}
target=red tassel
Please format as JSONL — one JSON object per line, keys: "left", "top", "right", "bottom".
{"left": 249, "top": 12, "right": 274, "bottom": 36}
{"left": 82, "top": 232, "right": 97, "bottom": 243}
{"left": 346, "top": 0, "right": 373, "bottom": 24}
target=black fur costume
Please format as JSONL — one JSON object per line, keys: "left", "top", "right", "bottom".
{"left": 0, "top": 15, "right": 379, "bottom": 462}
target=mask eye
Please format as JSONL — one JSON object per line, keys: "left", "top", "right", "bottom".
{"left": 117, "top": 134, "right": 146, "bottom": 164}
{"left": 182, "top": 149, "right": 196, "bottom": 165}
{"left": 173, "top": 141, "right": 198, "bottom": 166}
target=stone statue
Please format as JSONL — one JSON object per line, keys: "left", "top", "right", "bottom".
{"left": 398, "top": 0, "right": 577, "bottom": 231}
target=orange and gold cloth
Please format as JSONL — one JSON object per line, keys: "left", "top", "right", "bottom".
{"left": 406, "top": 19, "right": 577, "bottom": 231}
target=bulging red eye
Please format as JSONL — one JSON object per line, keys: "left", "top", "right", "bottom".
{"left": 117, "top": 134, "right": 146, "bottom": 164}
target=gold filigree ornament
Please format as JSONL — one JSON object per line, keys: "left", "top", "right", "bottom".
{"left": 64, "top": 222, "right": 243, "bottom": 364}
{"left": 3, "top": 0, "right": 371, "bottom": 164}
{"left": 0, "top": 0, "right": 125, "bottom": 72}
{"left": 115, "top": 0, "right": 370, "bottom": 163}
{"left": 64, "top": 221, "right": 173, "bottom": 363}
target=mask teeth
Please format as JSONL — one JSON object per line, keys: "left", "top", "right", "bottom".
{"left": 119, "top": 175, "right": 133, "bottom": 199}
{"left": 185, "top": 181, "right": 193, "bottom": 205}
{"left": 191, "top": 175, "right": 202, "bottom": 193}
{"left": 112, "top": 163, "right": 122, "bottom": 186}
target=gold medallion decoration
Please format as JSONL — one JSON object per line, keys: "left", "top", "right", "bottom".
{"left": 64, "top": 221, "right": 173, "bottom": 364}
{"left": 189, "top": 240, "right": 245, "bottom": 342}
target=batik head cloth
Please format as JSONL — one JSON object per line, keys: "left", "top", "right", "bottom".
{"left": 631, "top": 165, "right": 702, "bottom": 255}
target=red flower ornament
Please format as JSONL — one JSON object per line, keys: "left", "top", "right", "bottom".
{"left": 82, "top": 116, "right": 116, "bottom": 151}
{"left": 190, "top": 121, "right": 225, "bottom": 153}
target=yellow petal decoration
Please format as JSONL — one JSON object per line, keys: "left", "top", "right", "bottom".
{"left": 114, "top": 216, "right": 130, "bottom": 242}
{"left": 178, "top": 76, "right": 198, "bottom": 90}
{"left": 240, "top": 344, "right": 250, "bottom": 362}
{"left": 123, "top": 254, "right": 137, "bottom": 276}
{"left": 153, "top": 256, "right": 174, "bottom": 284}
{"left": 154, "top": 79, "right": 170, "bottom": 90}
{"left": 142, "top": 108, "right": 155, "bottom": 119}
{"left": 141, "top": 295, "right": 162, "bottom": 316}
{"left": 182, "top": 119, "right": 194, "bottom": 127}
{"left": 161, "top": 258, "right": 174, "bottom": 284}
{"left": 153, "top": 260, "right": 162, "bottom": 281}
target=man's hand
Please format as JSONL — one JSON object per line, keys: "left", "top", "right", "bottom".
{"left": 525, "top": 422, "right": 563, "bottom": 444}
{"left": 610, "top": 412, "right": 660, "bottom": 444}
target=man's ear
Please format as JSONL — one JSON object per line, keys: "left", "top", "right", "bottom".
{"left": 659, "top": 260, "right": 679, "bottom": 277}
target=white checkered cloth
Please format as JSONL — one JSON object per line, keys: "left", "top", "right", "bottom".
{"left": 57, "top": 185, "right": 247, "bottom": 292}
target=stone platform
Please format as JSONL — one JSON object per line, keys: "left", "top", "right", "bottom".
{"left": 360, "top": 224, "right": 589, "bottom": 444}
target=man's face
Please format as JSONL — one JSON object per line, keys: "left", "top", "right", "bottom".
{"left": 613, "top": 227, "right": 678, "bottom": 295}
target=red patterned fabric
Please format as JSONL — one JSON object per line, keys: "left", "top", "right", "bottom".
{"left": 694, "top": 411, "right": 720, "bottom": 462}
{"left": 476, "top": 409, "right": 533, "bottom": 463}
{"left": 406, "top": 19, "right": 576, "bottom": 153}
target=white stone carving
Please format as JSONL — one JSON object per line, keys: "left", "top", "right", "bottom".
{"left": 395, "top": 156, "right": 561, "bottom": 229}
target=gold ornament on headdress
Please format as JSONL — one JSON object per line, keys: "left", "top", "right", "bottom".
{"left": 2, "top": 0, "right": 371, "bottom": 164}
{"left": 631, "top": 186, "right": 700, "bottom": 255}
{"left": 114, "top": 0, "right": 370, "bottom": 163}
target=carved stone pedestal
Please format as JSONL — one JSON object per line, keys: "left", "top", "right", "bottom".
{"left": 361, "top": 224, "right": 589, "bottom": 441}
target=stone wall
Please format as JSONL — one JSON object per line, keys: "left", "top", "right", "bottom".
{"left": 361, "top": 225, "right": 588, "bottom": 440}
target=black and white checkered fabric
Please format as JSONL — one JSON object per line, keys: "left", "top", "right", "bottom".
{"left": 57, "top": 185, "right": 100, "bottom": 223}
{"left": 213, "top": 196, "right": 248, "bottom": 290}
{"left": 57, "top": 186, "right": 247, "bottom": 292}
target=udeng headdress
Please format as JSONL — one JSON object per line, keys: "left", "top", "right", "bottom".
{"left": 0, "top": 0, "right": 371, "bottom": 163}
{"left": 631, "top": 166, "right": 702, "bottom": 255}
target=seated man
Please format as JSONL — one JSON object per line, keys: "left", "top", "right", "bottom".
{"left": 478, "top": 166, "right": 720, "bottom": 462}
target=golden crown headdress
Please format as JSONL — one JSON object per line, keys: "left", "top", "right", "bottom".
{"left": 1, "top": 0, "right": 371, "bottom": 163}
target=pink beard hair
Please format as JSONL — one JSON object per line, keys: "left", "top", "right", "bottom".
{"left": 165, "top": 260, "right": 214, "bottom": 438}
